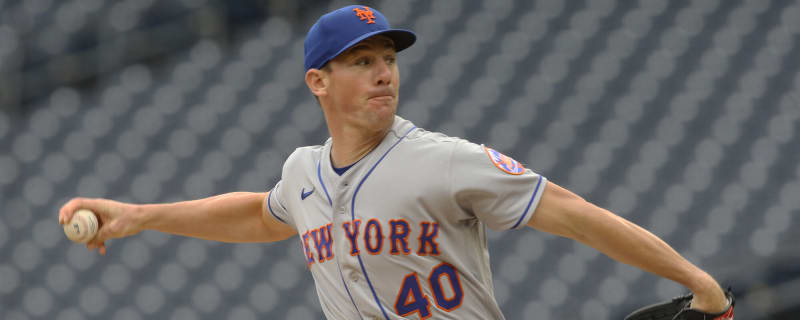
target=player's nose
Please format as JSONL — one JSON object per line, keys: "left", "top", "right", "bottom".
{"left": 373, "top": 59, "right": 392, "bottom": 86}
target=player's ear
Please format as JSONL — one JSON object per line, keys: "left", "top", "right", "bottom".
{"left": 305, "top": 68, "right": 328, "bottom": 98}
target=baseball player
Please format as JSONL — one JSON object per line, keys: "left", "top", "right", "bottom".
{"left": 58, "top": 5, "right": 733, "bottom": 319}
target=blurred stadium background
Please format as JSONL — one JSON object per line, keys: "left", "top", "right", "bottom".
{"left": 1, "top": 0, "right": 799, "bottom": 319}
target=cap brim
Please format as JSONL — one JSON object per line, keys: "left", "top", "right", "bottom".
{"left": 325, "top": 29, "right": 416, "bottom": 67}
{"left": 377, "top": 29, "right": 416, "bottom": 52}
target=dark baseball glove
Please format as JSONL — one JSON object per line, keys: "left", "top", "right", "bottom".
{"left": 624, "top": 288, "right": 734, "bottom": 320}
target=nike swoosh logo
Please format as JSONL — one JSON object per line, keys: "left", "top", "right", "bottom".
{"left": 301, "top": 187, "right": 315, "bottom": 200}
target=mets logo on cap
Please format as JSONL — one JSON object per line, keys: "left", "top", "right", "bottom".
{"left": 482, "top": 145, "right": 525, "bottom": 175}
{"left": 352, "top": 6, "right": 376, "bottom": 24}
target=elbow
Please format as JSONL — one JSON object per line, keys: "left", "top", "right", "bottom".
{"left": 528, "top": 181, "right": 621, "bottom": 243}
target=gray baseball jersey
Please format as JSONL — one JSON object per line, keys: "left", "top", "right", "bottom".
{"left": 266, "top": 116, "right": 547, "bottom": 319}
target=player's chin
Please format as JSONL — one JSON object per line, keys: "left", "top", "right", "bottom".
{"left": 361, "top": 108, "right": 395, "bottom": 132}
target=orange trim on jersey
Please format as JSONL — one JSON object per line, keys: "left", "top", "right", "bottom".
{"left": 394, "top": 272, "right": 432, "bottom": 319}
{"left": 311, "top": 223, "right": 335, "bottom": 263}
{"left": 342, "top": 220, "right": 362, "bottom": 256}
{"left": 364, "top": 218, "right": 384, "bottom": 255}
{"left": 428, "top": 262, "right": 464, "bottom": 312}
{"left": 389, "top": 219, "right": 412, "bottom": 255}
{"left": 301, "top": 230, "right": 315, "bottom": 266}
{"left": 417, "top": 222, "right": 440, "bottom": 256}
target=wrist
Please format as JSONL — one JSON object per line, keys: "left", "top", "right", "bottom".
{"left": 133, "top": 204, "right": 156, "bottom": 230}
{"left": 687, "top": 272, "right": 729, "bottom": 313}
{"left": 686, "top": 271, "right": 722, "bottom": 295}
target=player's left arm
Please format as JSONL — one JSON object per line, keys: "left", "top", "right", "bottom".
{"left": 527, "top": 181, "right": 729, "bottom": 313}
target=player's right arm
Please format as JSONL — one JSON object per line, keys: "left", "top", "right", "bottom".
{"left": 527, "top": 182, "right": 728, "bottom": 314}
{"left": 58, "top": 192, "right": 297, "bottom": 255}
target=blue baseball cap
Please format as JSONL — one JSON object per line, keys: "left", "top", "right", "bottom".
{"left": 304, "top": 5, "right": 416, "bottom": 71}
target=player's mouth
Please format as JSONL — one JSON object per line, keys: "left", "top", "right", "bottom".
{"left": 368, "top": 95, "right": 394, "bottom": 103}
{"left": 367, "top": 88, "right": 395, "bottom": 100}
{"left": 367, "top": 90, "right": 396, "bottom": 104}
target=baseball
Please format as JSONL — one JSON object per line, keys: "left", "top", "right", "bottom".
{"left": 63, "top": 209, "right": 99, "bottom": 243}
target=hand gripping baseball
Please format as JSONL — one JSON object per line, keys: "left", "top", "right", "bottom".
{"left": 624, "top": 288, "right": 734, "bottom": 320}
{"left": 58, "top": 198, "right": 143, "bottom": 255}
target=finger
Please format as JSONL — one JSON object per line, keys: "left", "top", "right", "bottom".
{"left": 99, "top": 244, "right": 107, "bottom": 255}
{"left": 59, "top": 197, "right": 87, "bottom": 225}
{"left": 59, "top": 198, "right": 81, "bottom": 224}
{"left": 86, "top": 240, "right": 106, "bottom": 252}
{"left": 59, "top": 202, "right": 73, "bottom": 225}
{"left": 86, "top": 233, "right": 105, "bottom": 248}
{"left": 93, "top": 220, "right": 116, "bottom": 244}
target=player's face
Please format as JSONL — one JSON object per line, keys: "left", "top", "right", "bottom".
{"left": 324, "top": 36, "right": 400, "bottom": 132}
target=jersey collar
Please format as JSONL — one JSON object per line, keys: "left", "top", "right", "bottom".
{"left": 320, "top": 115, "right": 415, "bottom": 182}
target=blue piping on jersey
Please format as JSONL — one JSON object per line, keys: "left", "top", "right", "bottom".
{"left": 267, "top": 190, "right": 287, "bottom": 224}
{"left": 337, "top": 259, "right": 364, "bottom": 319}
{"left": 317, "top": 161, "right": 333, "bottom": 206}
{"left": 351, "top": 126, "right": 417, "bottom": 320}
{"left": 319, "top": 161, "right": 360, "bottom": 317}
{"left": 512, "top": 176, "right": 544, "bottom": 229}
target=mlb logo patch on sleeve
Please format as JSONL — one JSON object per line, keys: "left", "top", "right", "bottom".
{"left": 482, "top": 145, "right": 525, "bottom": 175}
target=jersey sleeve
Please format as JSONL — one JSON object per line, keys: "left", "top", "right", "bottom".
{"left": 266, "top": 180, "right": 295, "bottom": 228}
{"left": 449, "top": 140, "right": 547, "bottom": 231}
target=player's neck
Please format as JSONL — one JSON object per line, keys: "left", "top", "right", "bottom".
{"left": 328, "top": 124, "right": 388, "bottom": 168}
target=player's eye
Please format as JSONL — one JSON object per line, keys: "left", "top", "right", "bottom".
{"left": 355, "top": 57, "right": 370, "bottom": 66}
{"left": 385, "top": 55, "right": 396, "bottom": 65}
